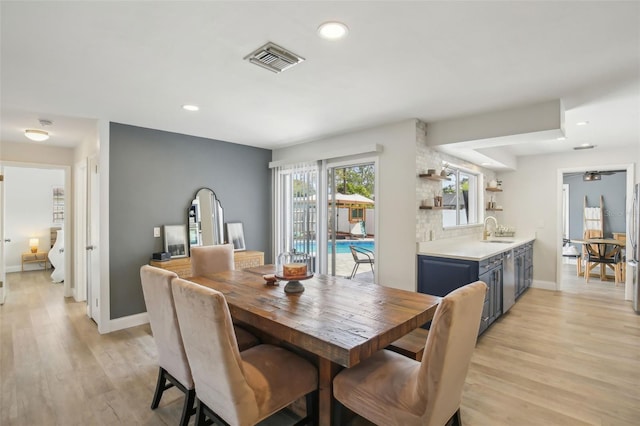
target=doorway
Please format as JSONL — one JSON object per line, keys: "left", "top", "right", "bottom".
{"left": 558, "top": 165, "right": 633, "bottom": 299}
{"left": 1, "top": 163, "right": 73, "bottom": 301}
{"left": 326, "top": 160, "right": 376, "bottom": 281}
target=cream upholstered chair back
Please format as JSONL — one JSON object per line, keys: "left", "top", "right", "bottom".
{"left": 171, "top": 277, "right": 259, "bottom": 425}
{"left": 417, "top": 281, "right": 487, "bottom": 425}
{"left": 140, "top": 265, "right": 194, "bottom": 389}
{"left": 190, "top": 243, "right": 235, "bottom": 276}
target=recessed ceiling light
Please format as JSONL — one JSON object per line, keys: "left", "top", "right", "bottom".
{"left": 24, "top": 129, "right": 49, "bottom": 142}
{"left": 317, "top": 21, "right": 349, "bottom": 40}
{"left": 481, "top": 162, "right": 491, "bottom": 166}
{"left": 576, "top": 121, "right": 589, "bottom": 126}
{"left": 557, "top": 136, "right": 566, "bottom": 141}
{"left": 182, "top": 104, "right": 199, "bottom": 112}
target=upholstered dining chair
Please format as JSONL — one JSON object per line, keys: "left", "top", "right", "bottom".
{"left": 189, "top": 243, "right": 260, "bottom": 349}
{"left": 190, "top": 243, "right": 235, "bottom": 276}
{"left": 332, "top": 281, "right": 487, "bottom": 426}
{"left": 140, "top": 265, "right": 196, "bottom": 426}
{"left": 171, "top": 277, "right": 319, "bottom": 426}
{"left": 140, "top": 265, "right": 260, "bottom": 426}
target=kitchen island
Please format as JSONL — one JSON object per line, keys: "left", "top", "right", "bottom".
{"left": 417, "top": 235, "right": 535, "bottom": 334}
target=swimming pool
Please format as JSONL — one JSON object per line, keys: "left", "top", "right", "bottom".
{"left": 293, "top": 240, "right": 374, "bottom": 254}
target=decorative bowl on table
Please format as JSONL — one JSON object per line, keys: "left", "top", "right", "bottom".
{"left": 275, "top": 250, "right": 314, "bottom": 293}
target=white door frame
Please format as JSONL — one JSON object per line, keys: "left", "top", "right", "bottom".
{"left": 322, "top": 156, "right": 378, "bottom": 282}
{"left": 0, "top": 167, "right": 6, "bottom": 305}
{"left": 0, "top": 161, "right": 73, "bottom": 298}
{"left": 87, "top": 155, "right": 100, "bottom": 322}
{"left": 74, "top": 159, "right": 88, "bottom": 302}
{"left": 556, "top": 163, "right": 635, "bottom": 299}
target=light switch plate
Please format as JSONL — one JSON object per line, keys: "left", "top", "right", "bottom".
{"left": 154, "top": 227, "right": 161, "bottom": 238}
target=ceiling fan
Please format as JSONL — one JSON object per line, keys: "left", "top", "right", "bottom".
{"left": 564, "top": 170, "right": 621, "bottom": 181}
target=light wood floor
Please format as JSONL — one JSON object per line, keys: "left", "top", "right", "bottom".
{"left": 1, "top": 265, "right": 639, "bottom": 425}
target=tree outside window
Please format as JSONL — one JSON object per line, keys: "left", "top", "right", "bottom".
{"left": 442, "top": 166, "right": 479, "bottom": 227}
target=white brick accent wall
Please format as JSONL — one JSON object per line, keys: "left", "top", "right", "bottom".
{"left": 415, "top": 120, "right": 498, "bottom": 242}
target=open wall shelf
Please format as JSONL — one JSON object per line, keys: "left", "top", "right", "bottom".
{"left": 419, "top": 174, "right": 450, "bottom": 181}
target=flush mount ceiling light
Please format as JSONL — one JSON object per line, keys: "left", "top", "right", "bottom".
{"left": 182, "top": 104, "right": 199, "bottom": 112}
{"left": 24, "top": 119, "right": 53, "bottom": 141}
{"left": 317, "top": 21, "right": 349, "bottom": 40}
{"left": 24, "top": 129, "right": 49, "bottom": 141}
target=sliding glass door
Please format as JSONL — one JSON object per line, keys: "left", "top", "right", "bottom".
{"left": 326, "top": 161, "right": 375, "bottom": 279}
{"left": 273, "top": 158, "right": 376, "bottom": 281}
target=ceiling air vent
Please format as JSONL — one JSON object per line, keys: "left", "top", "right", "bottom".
{"left": 244, "top": 42, "right": 305, "bottom": 73}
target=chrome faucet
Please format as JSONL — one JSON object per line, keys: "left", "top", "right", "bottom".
{"left": 483, "top": 216, "right": 498, "bottom": 240}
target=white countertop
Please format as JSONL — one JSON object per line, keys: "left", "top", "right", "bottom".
{"left": 417, "top": 235, "right": 536, "bottom": 261}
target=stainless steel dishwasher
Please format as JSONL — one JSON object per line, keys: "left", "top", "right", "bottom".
{"left": 503, "top": 249, "right": 516, "bottom": 312}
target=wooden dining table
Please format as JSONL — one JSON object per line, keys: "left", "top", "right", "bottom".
{"left": 571, "top": 238, "right": 625, "bottom": 281}
{"left": 188, "top": 266, "right": 440, "bottom": 426}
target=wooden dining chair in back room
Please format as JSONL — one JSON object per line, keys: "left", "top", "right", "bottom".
{"left": 171, "top": 277, "right": 319, "bottom": 426}
{"left": 332, "top": 281, "right": 487, "bottom": 426}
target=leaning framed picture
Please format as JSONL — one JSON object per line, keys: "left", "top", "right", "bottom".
{"left": 226, "top": 222, "right": 246, "bottom": 251}
{"left": 163, "top": 225, "right": 188, "bottom": 258}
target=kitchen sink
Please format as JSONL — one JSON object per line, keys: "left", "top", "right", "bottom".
{"left": 480, "top": 239, "right": 515, "bottom": 244}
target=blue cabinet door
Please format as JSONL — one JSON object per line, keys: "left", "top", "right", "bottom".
{"left": 419, "top": 255, "right": 501, "bottom": 335}
{"left": 417, "top": 255, "right": 478, "bottom": 297}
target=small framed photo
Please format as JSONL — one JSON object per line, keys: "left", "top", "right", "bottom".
{"left": 226, "top": 222, "right": 246, "bottom": 251}
{"left": 163, "top": 225, "right": 188, "bottom": 258}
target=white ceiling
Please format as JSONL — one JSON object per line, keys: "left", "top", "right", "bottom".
{"left": 1, "top": 1, "right": 639, "bottom": 167}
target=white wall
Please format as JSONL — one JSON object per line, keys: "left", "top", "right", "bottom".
{"left": 273, "top": 119, "right": 419, "bottom": 291}
{"left": 498, "top": 147, "right": 636, "bottom": 285}
{"left": 4, "top": 166, "right": 65, "bottom": 272}
{"left": 2, "top": 141, "right": 74, "bottom": 166}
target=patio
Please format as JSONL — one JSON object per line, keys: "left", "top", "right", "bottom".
{"left": 332, "top": 252, "right": 374, "bottom": 284}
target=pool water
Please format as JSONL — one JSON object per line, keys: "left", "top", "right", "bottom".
{"left": 294, "top": 240, "right": 374, "bottom": 254}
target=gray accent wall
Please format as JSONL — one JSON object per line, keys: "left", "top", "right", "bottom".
{"left": 564, "top": 171, "right": 626, "bottom": 240}
{"left": 109, "top": 123, "right": 272, "bottom": 319}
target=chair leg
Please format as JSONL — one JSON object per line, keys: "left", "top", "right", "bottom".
{"left": 179, "top": 388, "right": 196, "bottom": 426}
{"left": 195, "top": 400, "right": 207, "bottom": 426}
{"left": 451, "top": 408, "right": 463, "bottom": 426}
{"left": 585, "top": 262, "right": 591, "bottom": 283}
{"left": 349, "top": 263, "right": 359, "bottom": 279}
{"left": 151, "top": 367, "right": 173, "bottom": 409}
{"left": 576, "top": 256, "right": 583, "bottom": 276}
{"left": 332, "top": 400, "right": 344, "bottom": 426}
{"left": 306, "top": 390, "right": 318, "bottom": 426}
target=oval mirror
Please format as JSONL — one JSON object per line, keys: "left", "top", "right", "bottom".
{"left": 188, "top": 188, "right": 224, "bottom": 252}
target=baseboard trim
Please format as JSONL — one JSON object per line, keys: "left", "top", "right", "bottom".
{"left": 532, "top": 279, "right": 557, "bottom": 291}
{"left": 107, "top": 312, "right": 149, "bottom": 333}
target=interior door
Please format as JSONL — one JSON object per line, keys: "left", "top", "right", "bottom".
{"left": 0, "top": 167, "right": 6, "bottom": 304}
{"left": 86, "top": 156, "right": 100, "bottom": 322}
{"left": 74, "top": 159, "right": 88, "bottom": 302}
